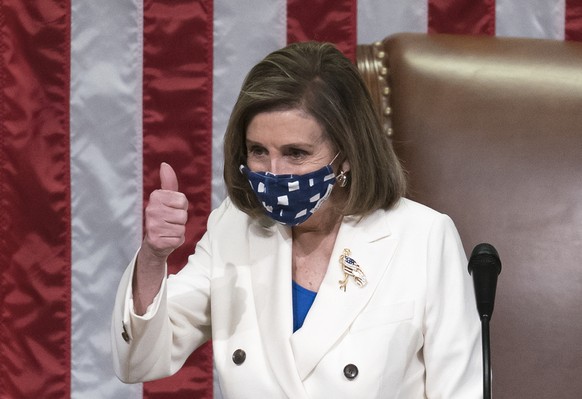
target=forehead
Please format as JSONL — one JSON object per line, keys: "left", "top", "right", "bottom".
{"left": 245, "top": 109, "right": 328, "bottom": 146}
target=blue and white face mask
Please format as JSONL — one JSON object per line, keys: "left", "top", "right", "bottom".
{"left": 240, "top": 157, "right": 338, "bottom": 226}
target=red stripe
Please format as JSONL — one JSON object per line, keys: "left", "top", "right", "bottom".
{"left": 566, "top": 0, "right": 582, "bottom": 41}
{"left": 142, "top": 0, "right": 213, "bottom": 397}
{"left": 428, "top": 0, "right": 495, "bottom": 35}
{"left": 0, "top": 0, "right": 71, "bottom": 397}
{"left": 287, "top": 0, "right": 358, "bottom": 61}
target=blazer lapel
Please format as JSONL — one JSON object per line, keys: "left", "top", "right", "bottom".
{"left": 290, "top": 210, "right": 398, "bottom": 380}
{"left": 249, "top": 221, "right": 309, "bottom": 398}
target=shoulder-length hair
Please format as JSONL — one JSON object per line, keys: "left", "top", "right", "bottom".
{"left": 223, "top": 41, "right": 406, "bottom": 219}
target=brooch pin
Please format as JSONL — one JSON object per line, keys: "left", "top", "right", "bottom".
{"left": 338, "top": 248, "right": 367, "bottom": 291}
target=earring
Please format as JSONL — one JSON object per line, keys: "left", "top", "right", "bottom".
{"left": 337, "top": 170, "right": 348, "bottom": 187}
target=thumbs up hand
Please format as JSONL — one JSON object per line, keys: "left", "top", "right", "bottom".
{"left": 142, "top": 162, "right": 188, "bottom": 259}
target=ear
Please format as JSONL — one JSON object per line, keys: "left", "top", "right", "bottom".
{"left": 340, "top": 158, "right": 351, "bottom": 173}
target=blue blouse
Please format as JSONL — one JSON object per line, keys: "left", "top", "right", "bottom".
{"left": 292, "top": 280, "right": 317, "bottom": 332}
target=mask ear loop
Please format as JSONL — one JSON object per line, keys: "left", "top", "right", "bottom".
{"left": 329, "top": 152, "right": 341, "bottom": 166}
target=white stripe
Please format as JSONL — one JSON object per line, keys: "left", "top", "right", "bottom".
{"left": 496, "top": 0, "right": 566, "bottom": 40}
{"left": 70, "top": 1, "right": 143, "bottom": 398}
{"left": 212, "top": 0, "right": 287, "bottom": 208}
{"left": 357, "top": 0, "right": 428, "bottom": 44}
{"left": 212, "top": 3, "right": 286, "bottom": 396}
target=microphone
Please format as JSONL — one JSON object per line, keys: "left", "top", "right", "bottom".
{"left": 468, "top": 243, "right": 502, "bottom": 321}
{"left": 469, "top": 243, "right": 501, "bottom": 399}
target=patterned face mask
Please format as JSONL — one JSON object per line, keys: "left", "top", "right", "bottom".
{"left": 240, "top": 155, "right": 338, "bottom": 226}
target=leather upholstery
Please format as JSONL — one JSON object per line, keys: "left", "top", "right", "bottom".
{"left": 357, "top": 33, "right": 582, "bottom": 398}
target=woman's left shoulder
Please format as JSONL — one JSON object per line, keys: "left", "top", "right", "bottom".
{"left": 364, "top": 198, "right": 457, "bottom": 238}
{"left": 380, "top": 197, "right": 448, "bottom": 223}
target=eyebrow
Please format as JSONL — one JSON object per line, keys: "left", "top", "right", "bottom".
{"left": 245, "top": 139, "right": 317, "bottom": 150}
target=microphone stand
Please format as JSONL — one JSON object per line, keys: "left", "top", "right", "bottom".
{"left": 481, "top": 314, "right": 491, "bottom": 399}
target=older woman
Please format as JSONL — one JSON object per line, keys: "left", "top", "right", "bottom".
{"left": 112, "top": 42, "right": 481, "bottom": 398}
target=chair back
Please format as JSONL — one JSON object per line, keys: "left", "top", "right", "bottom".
{"left": 357, "top": 33, "right": 582, "bottom": 398}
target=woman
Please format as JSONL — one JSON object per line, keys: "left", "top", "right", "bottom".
{"left": 112, "top": 42, "right": 482, "bottom": 398}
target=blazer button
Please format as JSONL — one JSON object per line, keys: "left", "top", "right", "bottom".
{"left": 232, "top": 349, "right": 246, "bottom": 365}
{"left": 343, "top": 364, "right": 358, "bottom": 380}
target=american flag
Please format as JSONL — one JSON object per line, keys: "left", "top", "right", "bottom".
{"left": 2, "top": 0, "right": 581, "bottom": 398}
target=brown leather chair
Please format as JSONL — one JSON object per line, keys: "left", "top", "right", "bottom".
{"left": 357, "top": 33, "right": 582, "bottom": 398}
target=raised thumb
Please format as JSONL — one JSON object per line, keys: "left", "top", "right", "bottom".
{"left": 160, "top": 162, "right": 179, "bottom": 191}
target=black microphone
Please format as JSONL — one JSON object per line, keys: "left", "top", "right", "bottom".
{"left": 468, "top": 243, "right": 502, "bottom": 321}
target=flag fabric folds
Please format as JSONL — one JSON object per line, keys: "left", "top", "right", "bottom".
{"left": 2, "top": 0, "right": 581, "bottom": 398}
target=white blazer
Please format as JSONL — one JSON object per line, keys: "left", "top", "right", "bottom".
{"left": 111, "top": 198, "right": 482, "bottom": 398}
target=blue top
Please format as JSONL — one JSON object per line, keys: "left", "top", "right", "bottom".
{"left": 292, "top": 280, "right": 317, "bottom": 332}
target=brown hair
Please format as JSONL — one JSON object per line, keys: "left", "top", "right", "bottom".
{"left": 223, "top": 41, "right": 406, "bottom": 218}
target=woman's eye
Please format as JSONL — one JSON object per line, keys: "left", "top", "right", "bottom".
{"left": 287, "top": 148, "right": 307, "bottom": 159}
{"left": 248, "top": 146, "right": 266, "bottom": 157}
